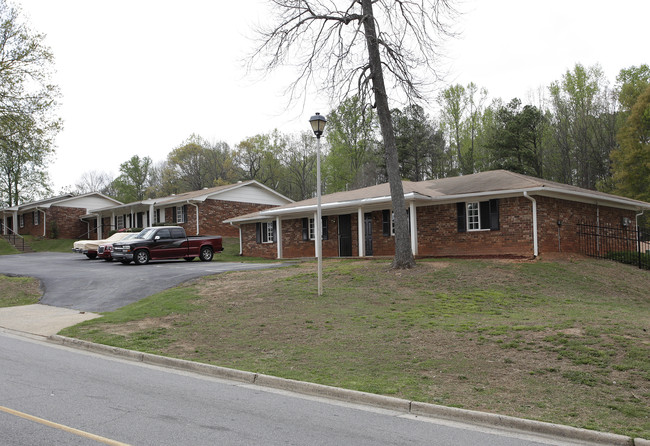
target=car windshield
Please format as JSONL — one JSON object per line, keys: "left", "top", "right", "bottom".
{"left": 137, "top": 228, "right": 158, "bottom": 240}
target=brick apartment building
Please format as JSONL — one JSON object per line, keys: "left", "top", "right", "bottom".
{"left": 1, "top": 193, "right": 121, "bottom": 240}
{"left": 225, "top": 170, "right": 650, "bottom": 259}
{"left": 84, "top": 180, "right": 293, "bottom": 239}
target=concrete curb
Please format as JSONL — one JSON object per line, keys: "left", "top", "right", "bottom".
{"left": 48, "top": 334, "right": 643, "bottom": 446}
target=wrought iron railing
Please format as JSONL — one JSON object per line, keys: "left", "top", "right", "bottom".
{"left": 1, "top": 223, "right": 26, "bottom": 252}
{"left": 577, "top": 222, "right": 649, "bottom": 270}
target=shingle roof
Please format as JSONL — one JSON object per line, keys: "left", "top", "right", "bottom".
{"left": 225, "top": 170, "right": 650, "bottom": 223}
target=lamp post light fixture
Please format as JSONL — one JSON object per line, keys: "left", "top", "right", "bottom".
{"left": 309, "top": 112, "right": 327, "bottom": 296}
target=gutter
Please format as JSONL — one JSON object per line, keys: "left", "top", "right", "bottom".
{"left": 523, "top": 192, "right": 539, "bottom": 257}
{"left": 225, "top": 185, "right": 650, "bottom": 225}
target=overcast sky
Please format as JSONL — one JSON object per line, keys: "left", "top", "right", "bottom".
{"left": 17, "top": 0, "right": 648, "bottom": 192}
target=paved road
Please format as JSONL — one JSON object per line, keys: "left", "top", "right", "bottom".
{"left": 1, "top": 331, "right": 581, "bottom": 446}
{"left": 0, "top": 252, "right": 287, "bottom": 312}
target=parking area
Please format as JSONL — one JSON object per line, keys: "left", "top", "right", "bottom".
{"left": 0, "top": 253, "right": 288, "bottom": 312}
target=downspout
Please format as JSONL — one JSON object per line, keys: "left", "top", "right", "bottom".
{"left": 358, "top": 208, "right": 364, "bottom": 257}
{"left": 276, "top": 216, "right": 282, "bottom": 259}
{"left": 187, "top": 201, "right": 199, "bottom": 235}
{"left": 637, "top": 209, "right": 645, "bottom": 258}
{"left": 38, "top": 208, "right": 47, "bottom": 237}
{"left": 523, "top": 192, "right": 539, "bottom": 257}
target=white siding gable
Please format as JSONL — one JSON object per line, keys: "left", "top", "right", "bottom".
{"left": 56, "top": 195, "right": 119, "bottom": 210}
{"left": 211, "top": 184, "right": 290, "bottom": 205}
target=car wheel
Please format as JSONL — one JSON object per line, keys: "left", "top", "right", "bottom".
{"left": 134, "top": 250, "right": 150, "bottom": 265}
{"left": 199, "top": 246, "right": 213, "bottom": 262}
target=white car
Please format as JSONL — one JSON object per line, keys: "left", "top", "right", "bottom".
{"left": 73, "top": 232, "right": 133, "bottom": 259}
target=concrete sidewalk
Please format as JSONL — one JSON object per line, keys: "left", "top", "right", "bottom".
{"left": 0, "top": 304, "right": 101, "bottom": 336}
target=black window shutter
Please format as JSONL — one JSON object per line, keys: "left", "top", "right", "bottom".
{"left": 322, "top": 216, "right": 328, "bottom": 240}
{"left": 271, "top": 221, "right": 276, "bottom": 242}
{"left": 255, "top": 223, "right": 261, "bottom": 244}
{"left": 382, "top": 210, "right": 391, "bottom": 236}
{"left": 302, "top": 218, "right": 309, "bottom": 241}
{"left": 480, "top": 201, "right": 490, "bottom": 230}
{"left": 489, "top": 199, "right": 500, "bottom": 231}
{"left": 172, "top": 206, "right": 177, "bottom": 222}
{"left": 457, "top": 203, "right": 466, "bottom": 233}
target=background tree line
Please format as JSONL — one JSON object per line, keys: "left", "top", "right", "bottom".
{"left": 75, "top": 62, "right": 649, "bottom": 206}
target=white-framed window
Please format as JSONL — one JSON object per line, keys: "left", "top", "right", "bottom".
{"left": 33, "top": 211, "right": 40, "bottom": 226}
{"left": 303, "top": 217, "right": 328, "bottom": 241}
{"left": 19, "top": 214, "right": 24, "bottom": 228}
{"left": 467, "top": 202, "right": 480, "bottom": 231}
{"left": 257, "top": 221, "right": 275, "bottom": 243}
{"left": 264, "top": 222, "right": 274, "bottom": 243}
{"left": 457, "top": 200, "right": 500, "bottom": 232}
{"left": 176, "top": 205, "right": 186, "bottom": 224}
{"left": 116, "top": 215, "right": 124, "bottom": 230}
{"left": 308, "top": 218, "right": 316, "bottom": 240}
{"left": 382, "top": 210, "right": 410, "bottom": 236}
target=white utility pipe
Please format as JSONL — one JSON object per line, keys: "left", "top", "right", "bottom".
{"left": 523, "top": 192, "right": 539, "bottom": 257}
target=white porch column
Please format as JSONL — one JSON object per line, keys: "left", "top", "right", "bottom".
{"left": 313, "top": 211, "right": 320, "bottom": 258}
{"left": 97, "top": 214, "right": 103, "bottom": 239}
{"left": 357, "top": 208, "right": 364, "bottom": 257}
{"left": 149, "top": 204, "right": 155, "bottom": 227}
{"left": 409, "top": 202, "right": 418, "bottom": 256}
{"left": 276, "top": 216, "right": 282, "bottom": 259}
{"left": 12, "top": 211, "right": 17, "bottom": 234}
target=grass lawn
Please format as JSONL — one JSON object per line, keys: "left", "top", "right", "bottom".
{"left": 0, "top": 275, "right": 41, "bottom": 307}
{"left": 60, "top": 256, "right": 650, "bottom": 439}
{"left": 22, "top": 236, "right": 75, "bottom": 253}
{"left": 0, "top": 237, "right": 19, "bottom": 255}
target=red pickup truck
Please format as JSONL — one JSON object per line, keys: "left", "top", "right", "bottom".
{"left": 111, "top": 226, "right": 223, "bottom": 265}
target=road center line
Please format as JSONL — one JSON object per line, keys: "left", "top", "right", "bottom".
{"left": 0, "top": 405, "right": 131, "bottom": 446}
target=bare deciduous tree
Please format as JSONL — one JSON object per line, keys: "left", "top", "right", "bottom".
{"left": 74, "top": 170, "right": 113, "bottom": 195}
{"left": 253, "top": 0, "right": 457, "bottom": 269}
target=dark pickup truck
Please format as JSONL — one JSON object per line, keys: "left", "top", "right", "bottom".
{"left": 111, "top": 226, "right": 223, "bottom": 265}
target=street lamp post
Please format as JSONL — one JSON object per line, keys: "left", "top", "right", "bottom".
{"left": 309, "top": 112, "right": 327, "bottom": 296}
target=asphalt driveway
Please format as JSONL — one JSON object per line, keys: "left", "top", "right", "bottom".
{"left": 0, "top": 252, "right": 288, "bottom": 312}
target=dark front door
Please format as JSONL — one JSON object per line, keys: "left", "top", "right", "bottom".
{"left": 338, "top": 214, "right": 352, "bottom": 257}
{"left": 364, "top": 213, "right": 373, "bottom": 256}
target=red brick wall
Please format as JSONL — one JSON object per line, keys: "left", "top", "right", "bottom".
{"left": 417, "top": 197, "right": 534, "bottom": 257}
{"left": 164, "top": 200, "right": 277, "bottom": 237}
{"left": 47, "top": 207, "right": 89, "bottom": 239}
{"left": 239, "top": 197, "right": 640, "bottom": 259}
{"left": 535, "top": 196, "right": 637, "bottom": 254}
{"left": 241, "top": 223, "right": 278, "bottom": 258}
{"left": 16, "top": 207, "right": 90, "bottom": 239}
{"left": 17, "top": 207, "right": 89, "bottom": 239}
{"left": 17, "top": 211, "right": 41, "bottom": 237}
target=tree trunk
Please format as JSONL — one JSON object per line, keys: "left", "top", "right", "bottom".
{"left": 360, "top": 0, "right": 415, "bottom": 269}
